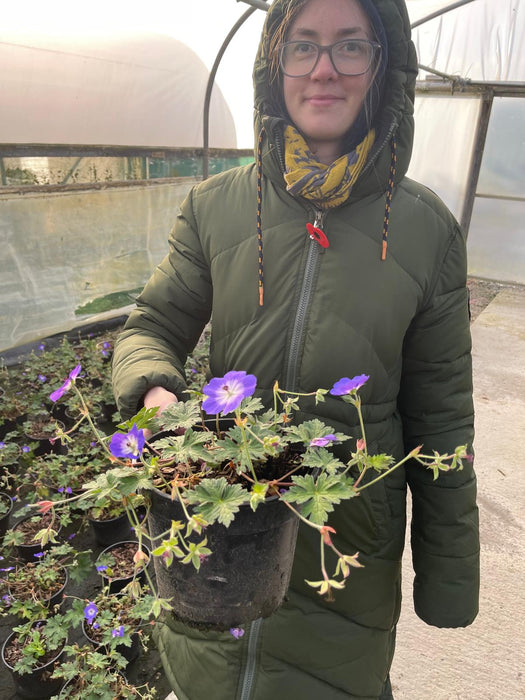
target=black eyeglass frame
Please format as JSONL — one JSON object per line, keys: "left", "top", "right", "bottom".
{"left": 279, "top": 39, "right": 382, "bottom": 78}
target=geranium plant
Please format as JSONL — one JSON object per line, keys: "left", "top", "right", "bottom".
{"left": 36, "top": 365, "right": 468, "bottom": 601}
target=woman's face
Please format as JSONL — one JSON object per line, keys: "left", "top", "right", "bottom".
{"left": 282, "top": 0, "right": 374, "bottom": 164}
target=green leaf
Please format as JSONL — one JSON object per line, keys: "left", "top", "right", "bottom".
{"left": 185, "top": 477, "right": 248, "bottom": 526}
{"left": 156, "top": 401, "right": 203, "bottom": 432}
{"left": 249, "top": 482, "right": 268, "bottom": 511}
{"left": 366, "top": 453, "right": 395, "bottom": 472}
{"left": 116, "top": 405, "right": 160, "bottom": 431}
{"left": 285, "top": 419, "right": 350, "bottom": 445}
{"left": 281, "top": 473, "right": 357, "bottom": 525}
{"left": 301, "top": 447, "right": 347, "bottom": 474}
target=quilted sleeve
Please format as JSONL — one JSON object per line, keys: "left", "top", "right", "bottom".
{"left": 398, "top": 222, "right": 480, "bottom": 628}
{"left": 112, "top": 188, "right": 212, "bottom": 420}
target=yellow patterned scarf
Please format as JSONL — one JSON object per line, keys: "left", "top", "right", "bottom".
{"left": 283, "top": 125, "right": 375, "bottom": 208}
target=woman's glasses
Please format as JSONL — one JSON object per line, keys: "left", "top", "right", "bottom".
{"left": 279, "top": 39, "right": 381, "bottom": 78}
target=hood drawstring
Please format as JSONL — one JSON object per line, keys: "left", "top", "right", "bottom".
{"left": 381, "top": 136, "right": 397, "bottom": 261}
{"left": 256, "top": 126, "right": 265, "bottom": 306}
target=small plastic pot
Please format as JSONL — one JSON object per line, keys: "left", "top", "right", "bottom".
{"left": 88, "top": 511, "right": 132, "bottom": 547}
{"left": 82, "top": 619, "right": 141, "bottom": 665}
{"left": 12, "top": 512, "right": 62, "bottom": 562}
{"left": 96, "top": 540, "right": 151, "bottom": 593}
{"left": 1, "top": 622, "right": 65, "bottom": 699}
{"left": 8, "top": 565, "right": 68, "bottom": 610}
{"left": 0, "top": 492, "right": 14, "bottom": 540}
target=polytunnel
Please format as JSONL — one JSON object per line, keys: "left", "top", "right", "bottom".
{"left": 0, "top": 0, "right": 523, "bottom": 355}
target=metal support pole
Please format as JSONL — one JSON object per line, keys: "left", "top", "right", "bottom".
{"left": 460, "top": 90, "right": 494, "bottom": 235}
{"left": 411, "top": 0, "right": 479, "bottom": 29}
{"left": 202, "top": 1, "right": 269, "bottom": 180}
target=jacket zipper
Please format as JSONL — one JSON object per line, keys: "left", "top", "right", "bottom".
{"left": 284, "top": 207, "right": 325, "bottom": 391}
{"left": 238, "top": 618, "right": 263, "bottom": 700}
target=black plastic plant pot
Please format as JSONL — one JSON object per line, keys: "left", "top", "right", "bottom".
{"left": 82, "top": 620, "right": 141, "bottom": 665}
{"left": 88, "top": 512, "right": 132, "bottom": 547}
{"left": 8, "top": 566, "right": 68, "bottom": 611}
{"left": 1, "top": 626, "right": 65, "bottom": 699}
{"left": 12, "top": 513, "right": 62, "bottom": 563}
{"left": 0, "top": 492, "right": 13, "bottom": 540}
{"left": 147, "top": 485, "right": 300, "bottom": 630}
{"left": 97, "top": 540, "right": 151, "bottom": 594}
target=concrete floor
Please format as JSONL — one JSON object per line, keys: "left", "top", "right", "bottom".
{"left": 390, "top": 285, "right": 525, "bottom": 699}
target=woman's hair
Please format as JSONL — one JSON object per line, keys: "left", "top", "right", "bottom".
{"left": 265, "top": 0, "right": 387, "bottom": 149}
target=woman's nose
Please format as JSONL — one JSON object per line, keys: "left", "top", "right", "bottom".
{"left": 310, "top": 49, "right": 338, "bottom": 80}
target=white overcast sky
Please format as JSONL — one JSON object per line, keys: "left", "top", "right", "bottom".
{"left": 1, "top": 0, "right": 448, "bottom": 147}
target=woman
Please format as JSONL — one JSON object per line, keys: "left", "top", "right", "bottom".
{"left": 112, "top": 0, "right": 480, "bottom": 697}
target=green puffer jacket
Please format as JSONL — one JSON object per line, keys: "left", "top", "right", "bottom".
{"left": 112, "top": 0, "right": 479, "bottom": 697}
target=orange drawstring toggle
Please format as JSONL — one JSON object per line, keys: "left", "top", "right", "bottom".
{"left": 306, "top": 223, "right": 329, "bottom": 248}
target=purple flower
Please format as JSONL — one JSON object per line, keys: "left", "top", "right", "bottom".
{"left": 103, "top": 342, "right": 111, "bottom": 349}
{"left": 67, "top": 533, "right": 76, "bottom": 540}
{"left": 229, "top": 627, "right": 245, "bottom": 639}
{"left": 38, "top": 374, "right": 47, "bottom": 383}
{"left": 309, "top": 434, "right": 338, "bottom": 448}
{"left": 0, "top": 567, "right": 15, "bottom": 572}
{"left": 202, "top": 371, "right": 257, "bottom": 415}
{"left": 96, "top": 565, "right": 108, "bottom": 572}
{"left": 58, "top": 486, "right": 73, "bottom": 494}
{"left": 101, "top": 350, "right": 109, "bottom": 357}
{"left": 38, "top": 343, "right": 45, "bottom": 351}
{"left": 22, "top": 446, "right": 30, "bottom": 453}
{"left": 0, "top": 442, "right": 5, "bottom": 449}
{"left": 330, "top": 374, "right": 370, "bottom": 396}
{"left": 109, "top": 424, "right": 145, "bottom": 459}
{"left": 49, "top": 364, "right": 82, "bottom": 402}
{"left": 112, "top": 625, "right": 125, "bottom": 638}
{"left": 33, "top": 552, "right": 45, "bottom": 558}
{"left": 92, "top": 622, "right": 99, "bottom": 629}
{"left": 84, "top": 602, "right": 98, "bottom": 623}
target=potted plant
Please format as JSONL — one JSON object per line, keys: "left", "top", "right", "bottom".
{"left": 50, "top": 643, "right": 156, "bottom": 699}
{"left": 0, "top": 543, "right": 92, "bottom": 621}
{"left": 61, "top": 584, "right": 160, "bottom": 666}
{"left": 39, "top": 365, "right": 468, "bottom": 629}
{"left": 4, "top": 503, "right": 70, "bottom": 561}
{"left": 1, "top": 617, "right": 68, "bottom": 699}
{"left": 95, "top": 540, "right": 151, "bottom": 594}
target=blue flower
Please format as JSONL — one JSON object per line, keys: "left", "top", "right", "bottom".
{"left": 49, "top": 364, "right": 82, "bottom": 402}
{"left": 309, "top": 434, "right": 338, "bottom": 448}
{"left": 109, "top": 424, "right": 145, "bottom": 460}
{"left": 38, "top": 374, "right": 47, "bottom": 383}
{"left": 0, "top": 443, "right": 5, "bottom": 449}
{"left": 229, "top": 627, "right": 245, "bottom": 639}
{"left": 33, "top": 552, "right": 45, "bottom": 558}
{"left": 38, "top": 343, "right": 45, "bottom": 351}
{"left": 84, "top": 602, "right": 98, "bottom": 623}
{"left": 202, "top": 371, "right": 257, "bottom": 415}
{"left": 22, "top": 446, "right": 30, "bottom": 453}
{"left": 112, "top": 625, "right": 125, "bottom": 638}
{"left": 330, "top": 374, "right": 369, "bottom": 396}
{"left": 96, "top": 565, "right": 108, "bottom": 572}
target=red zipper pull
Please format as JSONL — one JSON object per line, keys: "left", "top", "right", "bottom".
{"left": 306, "top": 222, "right": 329, "bottom": 248}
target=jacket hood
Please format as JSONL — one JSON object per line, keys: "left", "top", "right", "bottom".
{"left": 252, "top": 0, "right": 418, "bottom": 195}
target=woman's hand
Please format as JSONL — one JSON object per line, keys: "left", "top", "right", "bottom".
{"left": 142, "top": 386, "right": 178, "bottom": 439}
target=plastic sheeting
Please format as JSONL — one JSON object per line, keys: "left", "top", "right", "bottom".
{"left": 0, "top": 31, "right": 236, "bottom": 148}
{"left": 0, "top": 179, "right": 197, "bottom": 352}
{"left": 409, "top": 0, "right": 525, "bottom": 81}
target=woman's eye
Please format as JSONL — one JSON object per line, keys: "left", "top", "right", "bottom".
{"left": 293, "top": 42, "right": 315, "bottom": 56}
{"left": 339, "top": 41, "right": 363, "bottom": 55}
